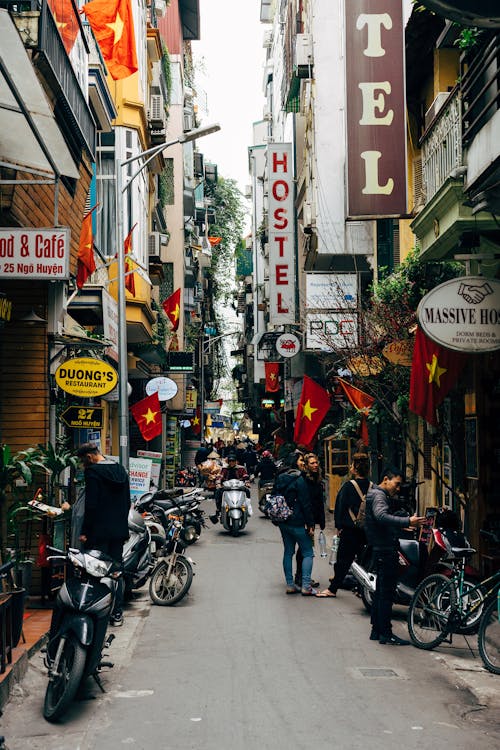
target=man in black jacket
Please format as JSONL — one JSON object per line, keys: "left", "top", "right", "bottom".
{"left": 365, "top": 466, "right": 424, "bottom": 645}
{"left": 77, "top": 442, "right": 130, "bottom": 626}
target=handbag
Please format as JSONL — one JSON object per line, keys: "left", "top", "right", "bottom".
{"left": 264, "top": 494, "right": 294, "bottom": 522}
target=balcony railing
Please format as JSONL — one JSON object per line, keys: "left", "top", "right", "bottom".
{"left": 421, "top": 86, "right": 462, "bottom": 202}
{"left": 461, "top": 33, "right": 500, "bottom": 145}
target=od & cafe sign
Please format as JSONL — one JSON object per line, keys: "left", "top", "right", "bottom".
{"left": 0, "top": 228, "right": 70, "bottom": 280}
{"left": 418, "top": 276, "right": 500, "bottom": 353}
{"left": 268, "top": 143, "right": 296, "bottom": 324}
{"left": 55, "top": 357, "right": 118, "bottom": 397}
{"left": 345, "top": 0, "right": 407, "bottom": 218}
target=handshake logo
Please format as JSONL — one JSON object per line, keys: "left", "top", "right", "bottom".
{"left": 457, "top": 281, "right": 493, "bottom": 304}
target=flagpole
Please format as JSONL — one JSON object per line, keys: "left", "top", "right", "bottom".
{"left": 115, "top": 123, "right": 221, "bottom": 470}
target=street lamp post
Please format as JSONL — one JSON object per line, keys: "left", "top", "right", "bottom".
{"left": 115, "top": 123, "right": 221, "bottom": 470}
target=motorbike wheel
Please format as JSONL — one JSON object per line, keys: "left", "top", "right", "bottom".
{"left": 43, "top": 635, "right": 87, "bottom": 722}
{"left": 477, "top": 598, "right": 500, "bottom": 675}
{"left": 149, "top": 556, "right": 193, "bottom": 606}
{"left": 149, "top": 533, "right": 165, "bottom": 560}
{"left": 407, "top": 574, "right": 455, "bottom": 650}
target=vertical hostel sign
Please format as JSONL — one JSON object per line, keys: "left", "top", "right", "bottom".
{"left": 268, "top": 143, "right": 296, "bottom": 324}
{"left": 345, "top": 0, "right": 407, "bottom": 218}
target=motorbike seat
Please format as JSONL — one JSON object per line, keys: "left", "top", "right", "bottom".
{"left": 153, "top": 498, "right": 181, "bottom": 511}
{"left": 450, "top": 546, "right": 476, "bottom": 558}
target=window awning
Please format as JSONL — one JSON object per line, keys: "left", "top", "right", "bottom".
{"left": 0, "top": 9, "right": 79, "bottom": 180}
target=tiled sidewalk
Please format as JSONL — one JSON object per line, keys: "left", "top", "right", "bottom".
{"left": 0, "top": 607, "right": 52, "bottom": 710}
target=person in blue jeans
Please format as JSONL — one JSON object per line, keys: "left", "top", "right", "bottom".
{"left": 277, "top": 470, "right": 317, "bottom": 595}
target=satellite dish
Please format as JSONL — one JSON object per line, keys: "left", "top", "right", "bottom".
{"left": 421, "top": 1, "right": 500, "bottom": 27}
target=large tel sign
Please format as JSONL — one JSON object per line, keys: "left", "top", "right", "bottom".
{"left": 55, "top": 357, "right": 118, "bottom": 397}
{"left": 417, "top": 276, "right": 500, "bottom": 353}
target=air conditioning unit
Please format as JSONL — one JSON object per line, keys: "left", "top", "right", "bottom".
{"left": 148, "top": 94, "right": 165, "bottom": 127}
{"left": 303, "top": 200, "right": 314, "bottom": 228}
{"left": 148, "top": 231, "right": 167, "bottom": 257}
{"left": 424, "top": 92, "right": 450, "bottom": 131}
{"left": 294, "top": 33, "right": 313, "bottom": 75}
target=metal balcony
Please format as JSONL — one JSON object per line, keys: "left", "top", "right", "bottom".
{"left": 421, "top": 86, "right": 462, "bottom": 202}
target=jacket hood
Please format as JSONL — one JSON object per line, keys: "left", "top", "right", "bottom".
{"left": 87, "top": 459, "right": 129, "bottom": 486}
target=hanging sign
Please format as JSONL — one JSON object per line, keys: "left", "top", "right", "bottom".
{"left": 276, "top": 332, "right": 301, "bottom": 358}
{"left": 382, "top": 339, "right": 414, "bottom": 366}
{"left": 417, "top": 276, "right": 500, "bottom": 352}
{"left": 60, "top": 406, "right": 104, "bottom": 429}
{"left": 146, "top": 376, "right": 178, "bottom": 401}
{"left": 55, "top": 357, "right": 118, "bottom": 397}
{"left": 0, "top": 227, "right": 70, "bottom": 280}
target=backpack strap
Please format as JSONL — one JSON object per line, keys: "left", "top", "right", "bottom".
{"left": 347, "top": 480, "right": 372, "bottom": 523}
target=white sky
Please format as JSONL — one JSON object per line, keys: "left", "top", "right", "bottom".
{"left": 192, "top": 0, "right": 265, "bottom": 196}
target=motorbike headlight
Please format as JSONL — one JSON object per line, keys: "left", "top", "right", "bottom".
{"left": 82, "top": 553, "right": 113, "bottom": 578}
{"left": 183, "top": 525, "right": 197, "bottom": 542}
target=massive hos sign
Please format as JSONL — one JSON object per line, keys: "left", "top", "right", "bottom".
{"left": 55, "top": 357, "right": 118, "bottom": 397}
{"left": 267, "top": 143, "right": 296, "bottom": 324}
{"left": 345, "top": 0, "right": 406, "bottom": 218}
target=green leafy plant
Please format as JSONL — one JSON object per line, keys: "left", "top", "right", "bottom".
{"left": 36, "top": 440, "right": 79, "bottom": 504}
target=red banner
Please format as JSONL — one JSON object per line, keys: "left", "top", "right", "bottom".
{"left": 265, "top": 362, "right": 280, "bottom": 392}
{"left": 130, "top": 392, "right": 162, "bottom": 441}
{"left": 293, "top": 376, "right": 331, "bottom": 450}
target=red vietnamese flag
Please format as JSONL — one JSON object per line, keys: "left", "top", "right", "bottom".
{"left": 265, "top": 362, "right": 280, "bottom": 393}
{"left": 336, "top": 377, "right": 375, "bottom": 445}
{"left": 162, "top": 288, "right": 181, "bottom": 331}
{"left": 82, "top": 0, "right": 138, "bottom": 80}
{"left": 76, "top": 205, "right": 97, "bottom": 289}
{"left": 191, "top": 407, "right": 201, "bottom": 435}
{"left": 130, "top": 392, "right": 162, "bottom": 441}
{"left": 293, "top": 376, "right": 331, "bottom": 450}
{"left": 409, "top": 327, "right": 467, "bottom": 426}
{"left": 208, "top": 236, "right": 222, "bottom": 247}
{"left": 124, "top": 224, "right": 136, "bottom": 297}
{"left": 48, "top": 0, "right": 80, "bottom": 54}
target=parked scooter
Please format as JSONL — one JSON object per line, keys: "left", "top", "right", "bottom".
{"left": 121, "top": 506, "right": 154, "bottom": 597}
{"left": 43, "top": 547, "right": 122, "bottom": 722}
{"left": 350, "top": 508, "right": 480, "bottom": 627}
{"left": 220, "top": 478, "right": 251, "bottom": 536}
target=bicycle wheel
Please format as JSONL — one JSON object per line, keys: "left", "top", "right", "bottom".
{"left": 408, "top": 574, "right": 455, "bottom": 650}
{"left": 478, "top": 597, "right": 500, "bottom": 675}
{"left": 149, "top": 555, "right": 193, "bottom": 606}
{"left": 455, "top": 578, "right": 484, "bottom": 635}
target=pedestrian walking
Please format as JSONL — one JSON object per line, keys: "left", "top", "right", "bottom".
{"left": 76, "top": 442, "right": 131, "bottom": 626}
{"left": 294, "top": 452, "right": 325, "bottom": 589}
{"left": 317, "top": 452, "right": 371, "bottom": 598}
{"left": 364, "top": 465, "right": 425, "bottom": 645}
{"left": 274, "top": 457, "right": 316, "bottom": 596}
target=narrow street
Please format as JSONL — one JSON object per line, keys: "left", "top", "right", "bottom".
{"left": 2, "top": 495, "right": 499, "bottom": 750}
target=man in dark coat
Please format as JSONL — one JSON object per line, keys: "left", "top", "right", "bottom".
{"left": 77, "top": 442, "right": 130, "bottom": 626}
{"left": 364, "top": 466, "right": 424, "bottom": 645}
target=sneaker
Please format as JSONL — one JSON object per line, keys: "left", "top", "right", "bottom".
{"left": 301, "top": 587, "right": 318, "bottom": 596}
{"left": 369, "top": 629, "right": 380, "bottom": 641}
{"left": 110, "top": 613, "right": 123, "bottom": 627}
{"left": 209, "top": 514, "right": 219, "bottom": 524}
{"left": 379, "top": 634, "right": 410, "bottom": 646}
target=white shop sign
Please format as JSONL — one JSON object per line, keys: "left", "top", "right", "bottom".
{"left": 0, "top": 227, "right": 70, "bottom": 280}
{"left": 306, "top": 273, "right": 358, "bottom": 309}
{"left": 305, "top": 312, "right": 358, "bottom": 351}
{"left": 418, "top": 276, "right": 500, "bottom": 353}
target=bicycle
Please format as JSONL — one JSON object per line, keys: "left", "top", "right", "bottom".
{"left": 407, "top": 531, "right": 500, "bottom": 656}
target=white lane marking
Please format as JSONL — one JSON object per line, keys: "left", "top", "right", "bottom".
{"left": 114, "top": 689, "right": 154, "bottom": 698}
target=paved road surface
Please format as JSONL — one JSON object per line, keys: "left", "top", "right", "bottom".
{"left": 2, "top": 497, "right": 499, "bottom": 749}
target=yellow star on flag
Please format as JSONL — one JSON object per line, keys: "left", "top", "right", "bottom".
{"left": 192, "top": 416, "right": 200, "bottom": 426}
{"left": 426, "top": 355, "right": 447, "bottom": 387}
{"left": 270, "top": 373, "right": 276, "bottom": 381}
{"left": 142, "top": 408, "right": 158, "bottom": 424}
{"left": 172, "top": 304, "right": 180, "bottom": 321}
{"left": 106, "top": 12, "right": 124, "bottom": 45}
{"left": 302, "top": 399, "right": 318, "bottom": 421}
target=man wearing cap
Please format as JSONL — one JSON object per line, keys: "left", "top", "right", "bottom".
{"left": 211, "top": 454, "right": 251, "bottom": 523}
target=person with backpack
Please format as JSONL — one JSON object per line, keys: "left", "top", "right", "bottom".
{"left": 272, "top": 453, "right": 317, "bottom": 595}
{"left": 317, "top": 452, "right": 372, "bottom": 598}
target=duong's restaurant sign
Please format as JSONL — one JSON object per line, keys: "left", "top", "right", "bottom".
{"left": 0, "top": 228, "right": 70, "bottom": 280}
{"left": 418, "top": 276, "right": 500, "bottom": 353}
{"left": 55, "top": 357, "right": 118, "bottom": 397}
{"left": 345, "top": 0, "right": 407, "bottom": 218}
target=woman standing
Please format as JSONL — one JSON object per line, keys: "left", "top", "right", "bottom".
{"left": 294, "top": 453, "right": 325, "bottom": 589}
{"left": 317, "top": 452, "right": 371, "bottom": 598}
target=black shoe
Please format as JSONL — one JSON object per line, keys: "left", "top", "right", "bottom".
{"left": 110, "top": 613, "right": 123, "bottom": 627}
{"left": 379, "top": 634, "right": 410, "bottom": 646}
{"left": 209, "top": 514, "right": 219, "bottom": 524}
{"left": 369, "top": 629, "right": 380, "bottom": 641}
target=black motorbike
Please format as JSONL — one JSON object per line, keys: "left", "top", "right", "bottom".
{"left": 43, "top": 547, "right": 122, "bottom": 722}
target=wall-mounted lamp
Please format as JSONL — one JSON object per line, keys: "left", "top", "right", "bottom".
{"left": 19, "top": 308, "right": 47, "bottom": 325}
